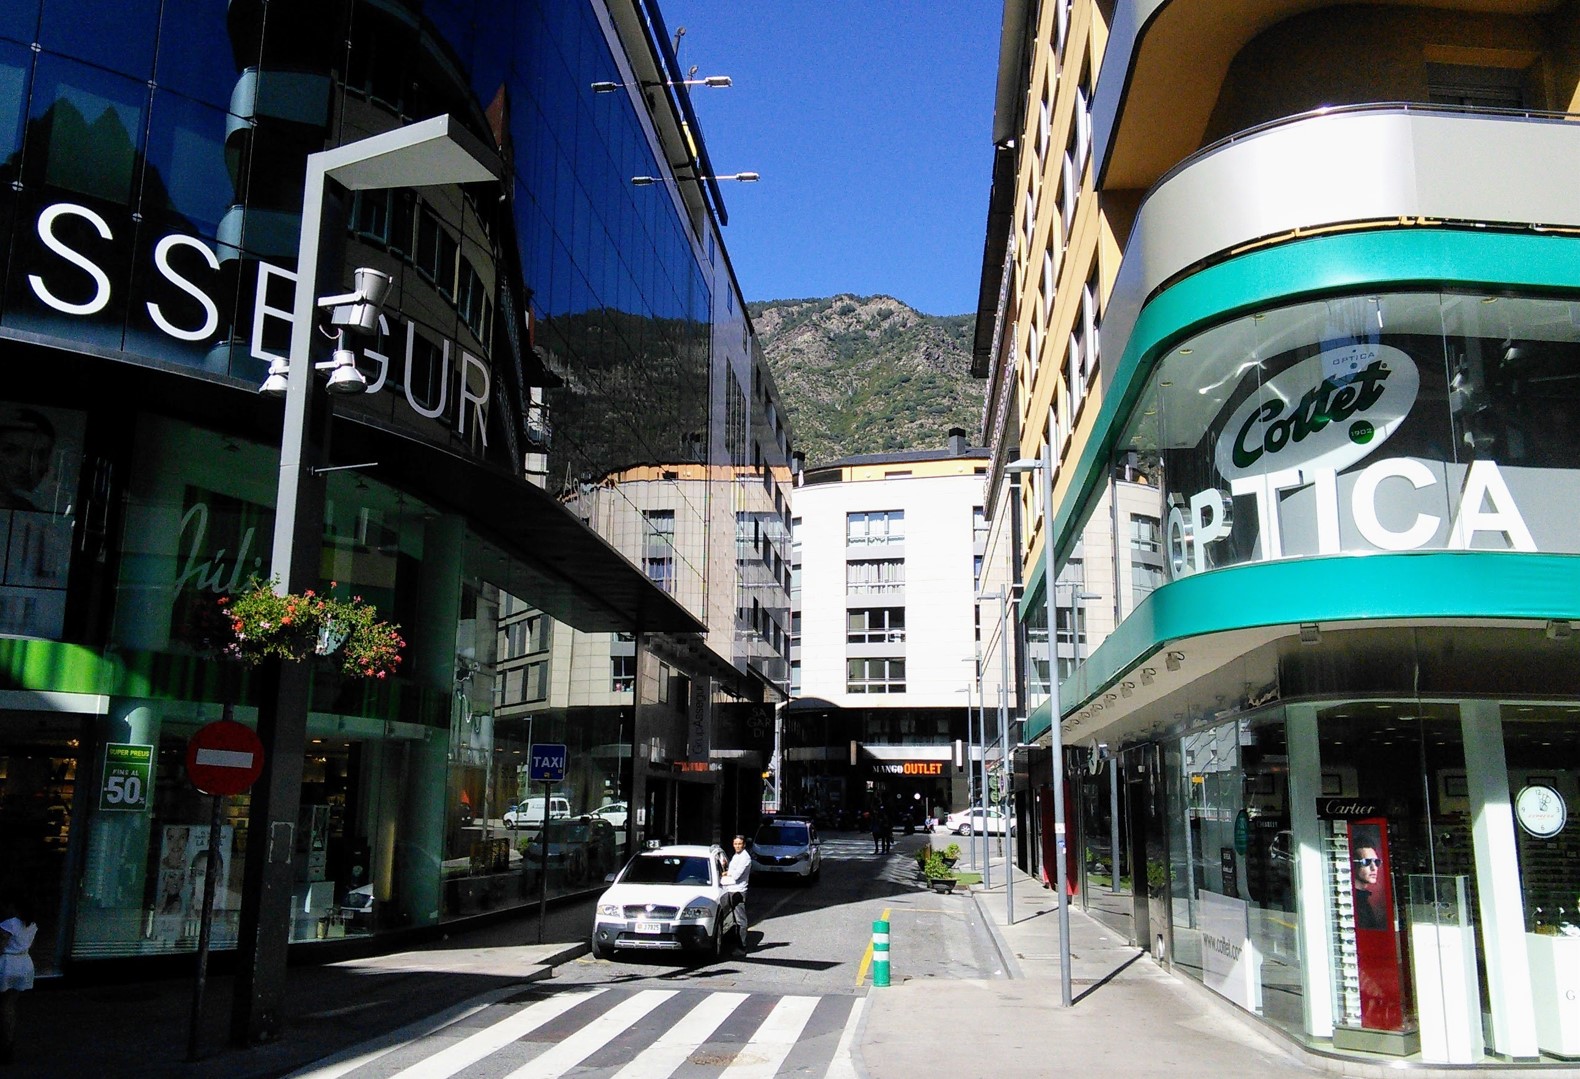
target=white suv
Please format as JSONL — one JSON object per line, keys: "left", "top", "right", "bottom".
{"left": 591, "top": 845, "right": 741, "bottom": 959}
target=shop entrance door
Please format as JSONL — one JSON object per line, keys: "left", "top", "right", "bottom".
{"left": 0, "top": 712, "right": 84, "bottom": 976}
{"left": 1125, "top": 743, "right": 1170, "bottom": 961}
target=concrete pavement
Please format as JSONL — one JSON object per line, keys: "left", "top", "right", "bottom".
{"left": 857, "top": 843, "right": 1580, "bottom": 1079}
{"left": 856, "top": 843, "right": 1317, "bottom": 1078}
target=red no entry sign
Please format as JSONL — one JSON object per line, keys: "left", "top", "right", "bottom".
{"left": 185, "top": 719, "right": 265, "bottom": 795}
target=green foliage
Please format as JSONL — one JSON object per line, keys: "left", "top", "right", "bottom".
{"left": 944, "top": 843, "right": 961, "bottom": 860}
{"left": 922, "top": 848, "right": 955, "bottom": 879}
{"left": 219, "top": 579, "right": 404, "bottom": 679}
{"left": 750, "top": 294, "right": 978, "bottom": 465}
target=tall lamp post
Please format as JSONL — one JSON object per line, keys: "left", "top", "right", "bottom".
{"left": 233, "top": 115, "right": 501, "bottom": 1045}
{"left": 1006, "top": 433, "right": 1073, "bottom": 1008}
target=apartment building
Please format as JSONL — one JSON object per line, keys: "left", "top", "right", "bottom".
{"left": 976, "top": 0, "right": 1580, "bottom": 1065}
{"left": 786, "top": 432, "right": 998, "bottom": 825}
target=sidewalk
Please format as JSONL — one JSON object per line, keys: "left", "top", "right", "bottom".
{"left": 10, "top": 902, "right": 594, "bottom": 1079}
{"left": 857, "top": 853, "right": 1318, "bottom": 1078}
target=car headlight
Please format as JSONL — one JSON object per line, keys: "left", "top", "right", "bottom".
{"left": 793, "top": 852, "right": 809, "bottom": 861}
{"left": 597, "top": 903, "right": 621, "bottom": 917}
{"left": 680, "top": 905, "right": 713, "bottom": 920}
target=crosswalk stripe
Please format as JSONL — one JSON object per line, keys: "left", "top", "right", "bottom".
{"left": 606, "top": 991, "right": 749, "bottom": 1079}
{"left": 824, "top": 996, "right": 867, "bottom": 1079}
{"left": 501, "top": 989, "right": 677, "bottom": 1079}
{"left": 389, "top": 988, "right": 607, "bottom": 1079}
{"left": 718, "top": 995, "right": 820, "bottom": 1079}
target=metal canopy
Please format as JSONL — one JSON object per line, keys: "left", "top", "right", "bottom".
{"left": 321, "top": 114, "right": 502, "bottom": 190}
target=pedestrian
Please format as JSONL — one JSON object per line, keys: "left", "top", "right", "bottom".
{"left": 0, "top": 893, "right": 37, "bottom": 1064}
{"left": 721, "top": 834, "right": 751, "bottom": 953}
{"left": 870, "top": 805, "right": 884, "bottom": 854}
{"left": 880, "top": 807, "right": 893, "bottom": 853}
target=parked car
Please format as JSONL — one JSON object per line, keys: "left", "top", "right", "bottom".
{"left": 591, "top": 844, "right": 742, "bottom": 959}
{"left": 521, "top": 816, "right": 619, "bottom": 884}
{"left": 591, "top": 801, "right": 629, "bottom": 829}
{"left": 750, "top": 818, "right": 821, "bottom": 884}
{"left": 938, "top": 807, "right": 1014, "bottom": 836}
{"left": 504, "top": 795, "right": 571, "bottom": 828}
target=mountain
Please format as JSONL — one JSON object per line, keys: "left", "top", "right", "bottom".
{"left": 748, "top": 295, "right": 979, "bottom": 467}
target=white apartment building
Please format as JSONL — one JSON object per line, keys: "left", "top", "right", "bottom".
{"left": 787, "top": 431, "right": 1004, "bottom": 821}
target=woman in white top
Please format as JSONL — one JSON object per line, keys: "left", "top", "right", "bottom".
{"left": 0, "top": 895, "right": 38, "bottom": 1064}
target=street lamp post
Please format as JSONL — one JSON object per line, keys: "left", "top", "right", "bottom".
{"left": 232, "top": 115, "right": 500, "bottom": 1046}
{"left": 1006, "top": 427, "right": 1073, "bottom": 1008}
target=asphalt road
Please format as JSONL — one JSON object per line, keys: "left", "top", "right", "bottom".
{"left": 562, "top": 830, "right": 1007, "bottom": 995}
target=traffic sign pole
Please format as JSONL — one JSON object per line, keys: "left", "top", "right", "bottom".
{"left": 538, "top": 779, "right": 550, "bottom": 944}
{"left": 185, "top": 707, "right": 263, "bottom": 1061}
{"left": 527, "top": 743, "right": 567, "bottom": 945}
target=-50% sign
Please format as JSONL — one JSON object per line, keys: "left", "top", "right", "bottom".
{"left": 99, "top": 742, "right": 153, "bottom": 812}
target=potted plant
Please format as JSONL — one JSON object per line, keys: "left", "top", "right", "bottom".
{"left": 218, "top": 578, "right": 404, "bottom": 678}
{"left": 923, "top": 849, "right": 959, "bottom": 893}
{"left": 941, "top": 843, "right": 961, "bottom": 868}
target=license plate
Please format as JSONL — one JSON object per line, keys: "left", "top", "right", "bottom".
{"left": 634, "top": 921, "right": 662, "bottom": 934}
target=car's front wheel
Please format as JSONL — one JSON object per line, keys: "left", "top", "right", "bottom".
{"left": 592, "top": 933, "right": 614, "bottom": 960}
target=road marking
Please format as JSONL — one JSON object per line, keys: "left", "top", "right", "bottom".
{"left": 854, "top": 906, "right": 891, "bottom": 987}
{"left": 718, "top": 994, "right": 819, "bottom": 1079}
{"left": 607, "top": 991, "right": 749, "bottom": 1079}
{"left": 389, "top": 988, "right": 606, "bottom": 1078}
{"left": 501, "top": 988, "right": 675, "bottom": 1078}
{"left": 824, "top": 995, "right": 868, "bottom": 1079}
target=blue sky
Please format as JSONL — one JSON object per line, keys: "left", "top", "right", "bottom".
{"left": 658, "top": 2, "right": 1003, "bottom": 317}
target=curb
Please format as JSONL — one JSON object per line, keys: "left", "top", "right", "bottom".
{"left": 968, "top": 888, "right": 1023, "bottom": 980}
{"left": 534, "top": 941, "right": 591, "bottom": 971}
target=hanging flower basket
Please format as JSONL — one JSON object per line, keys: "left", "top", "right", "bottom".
{"left": 218, "top": 579, "right": 404, "bottom": 679}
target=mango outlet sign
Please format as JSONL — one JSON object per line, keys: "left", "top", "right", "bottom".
{"left": 25, "top": 201, "right": 492, "bottom": 447}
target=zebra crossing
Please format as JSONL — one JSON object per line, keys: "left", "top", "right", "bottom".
{"left": 292, "top": 984, "right": 866, "bottom": 1079}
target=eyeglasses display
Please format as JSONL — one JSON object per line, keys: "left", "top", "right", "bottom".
{"left": 1324, "top": 824, "right": 1363, "bottom": 1027}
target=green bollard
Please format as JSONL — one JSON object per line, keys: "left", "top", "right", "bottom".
{"left": 872, "top": 918, "right": 890, "bottom": 987}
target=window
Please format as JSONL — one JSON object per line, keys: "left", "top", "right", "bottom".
{"left": 973, "top": 506, "right": 988, "bottom": 540}
{"left": 847, "top": 607, "right": 905, "bottom": 644}
{"left": 611, "top": 654, "right": 635, "bottom": 693}
{"left": 502, "top": 614, "right": 548, "bottom": 656}
{"left": 644, "top": 555, "right": 674, "bottom": 592}
{"left": 846, "top": 510, "right": 904, "bottom": 545}
{"left": 846, "top": 559, "right": 904, "bottom": 595}
{"left": 1131, "top": 515, "right": 1161, "bottom": 553}
{"left": 847, "top": 657, "right": 906, "bottom": 694}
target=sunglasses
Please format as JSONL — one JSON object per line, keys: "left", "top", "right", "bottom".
{"left": 1352, "top": 857, "right": 1382, "bottom": 867}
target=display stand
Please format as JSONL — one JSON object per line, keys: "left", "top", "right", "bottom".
{"left": 1408, "top": 875, "right": 1483, "bottom": 1063}
{"left": 1527, "top": 934, "right": 1580, "bottom": 1059}
{"left": 1323, "top": 823, "right": 1362, "bottom": 1027}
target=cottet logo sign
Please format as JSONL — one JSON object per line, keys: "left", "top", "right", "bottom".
{"left": 1214, "top": 344, "right": 1419, "bottom": 482}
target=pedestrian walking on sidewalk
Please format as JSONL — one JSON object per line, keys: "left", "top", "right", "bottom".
{"left": 0, "top": 893, "right": 37, "bottom": 1064}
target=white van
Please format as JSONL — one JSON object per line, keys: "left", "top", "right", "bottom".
{"left": 504, "top": 796, "right": 571, "bottom": 828}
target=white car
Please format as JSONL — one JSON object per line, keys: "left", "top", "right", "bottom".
{"left": 750, "top": 819, "right": 821, "bottom": 883}
{"left": 504, "top": 796, "right": 570, "bottom": 828}
{"left": 938, "top": 807, "right": 1014, "bottom": 836}
{"left": 591, "top": 845, "right": 743, "bottom": 959}
{"left": 592, "top": 801, "right": 629, "bottom": 829}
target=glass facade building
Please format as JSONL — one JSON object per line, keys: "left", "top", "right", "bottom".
{"left": 978, "top": 0, "right": 1580, "bottom": 1067}
{"left": 0, "top": 0, "right": 791, "bottom": 979}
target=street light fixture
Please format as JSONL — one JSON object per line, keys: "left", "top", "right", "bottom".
{"left": 235, "top": 114, "right": 501, "bottom": 1047}
{"left": 632, "top": 171, "right": 759, "bottom": 185}
{"left": 1005, "top": 433, "right": 1073, "bottom": 1009}
{"left": 593, "top": 75, "right": 734, "bottom": 93}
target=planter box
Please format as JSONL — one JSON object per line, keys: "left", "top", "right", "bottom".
{"left": 929, "top": 878, "right": 958, "bottom": 894}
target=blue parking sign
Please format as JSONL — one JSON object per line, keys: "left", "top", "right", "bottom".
{"left": 528, "top": 743, "right": 567, "bottom": 782}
